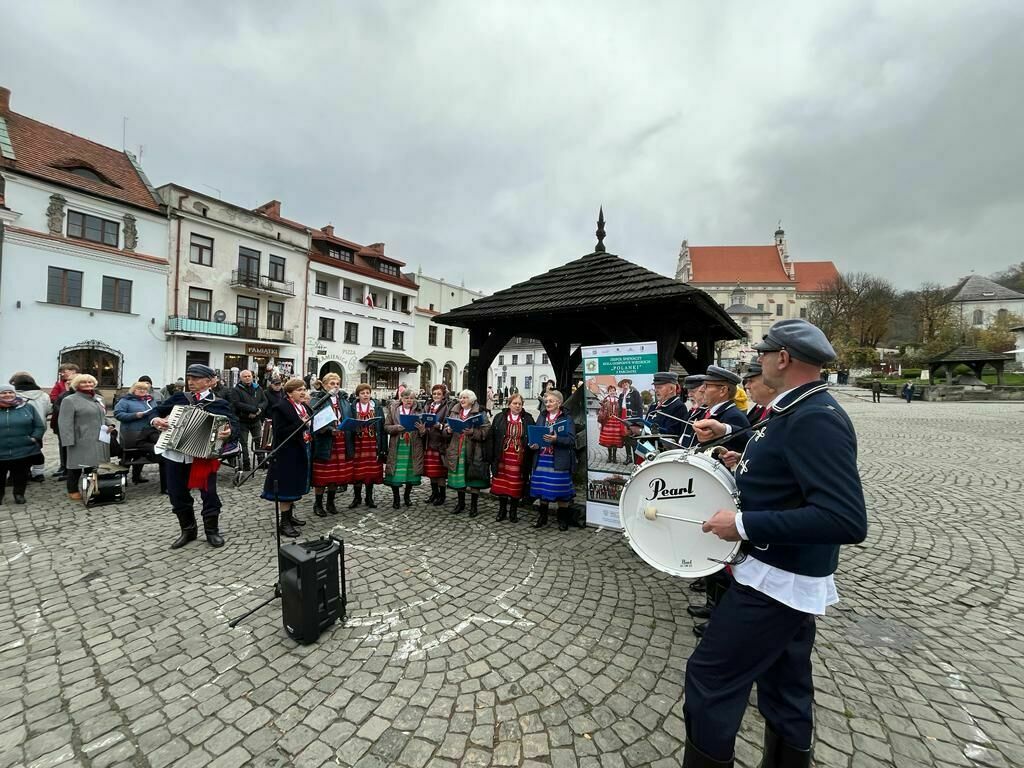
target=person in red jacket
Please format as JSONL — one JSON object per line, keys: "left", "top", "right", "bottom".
{"left": 48, "top": 363, "right": 79, "bottom": 479}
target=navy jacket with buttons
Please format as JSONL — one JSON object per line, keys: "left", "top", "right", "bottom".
{"left": 738, "top": 382, "right": 868, "bottom": 577}
{"left": 707, "top": 400, "right": 751, "bottom": 451}
{"left": 646, "top": 396, "right": 689, "bottom": 438}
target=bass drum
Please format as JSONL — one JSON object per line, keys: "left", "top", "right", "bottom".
{"left": 619, "top": 450, "right": 740, "bottom": 579}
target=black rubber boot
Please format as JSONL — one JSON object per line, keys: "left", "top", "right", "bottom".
{"left": 314, "top": 494, "right": 328, "bottom": 517}
{"left": 610, "top": 448, "right": 617, "bottom": 462}
{"left": 365, "top": 484, "right": 377, "bottom": 509}
{"left": 557, "top": 506, "right": 569, "bottom": 532}
{"left": 403, "top": 484, "right": 412, "bottom": 507}
{"left": 291, "top": 509, "right": 306, "bottom": 527}
{"left": 688, "top": 590, "right": 714, "bottom": 619}
{"left": 391, "top": 485, "right": 402, "bottom": 509}
{"left": 452, "top": 490, "right": 466, "bottom": 514}
{"left": 758, "top": 724, "right": 811, "bottom": 768}
{"left": 497, "top": 497, "right": 508, "bottom": 522}
{"left": 326, "top": 487, "right": 339, "bottom": 514}
{"left": 278, "top": 508, "right": 300, "bottom": 538}
{"left": 171, "top": 512, "right": 198, "bottom": 549}
{"left": 204, "top": 516, "right": 225, "bottom": 548}
{"left": 534, "top": 503, "right": 549, "bottom": 529}
{"left": 682, "top": 737, "right": 734, "bottom": 767}
{"left": 433, "top": 485, "right": 447, "bottom": 506}
{"left": 348, "top": 484, "right": 363, "bottom": 509}
{"left": 469, "top": 493, "right": 479, "bottom": 518}
{"left": 509, "top": 499, "right": 519, "bottom": 523}
{"left": 427, "top": 483, "right": 439, "bottom": 504}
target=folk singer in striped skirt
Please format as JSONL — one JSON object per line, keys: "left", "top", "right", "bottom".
{"left": 528, "top": 389, "right": 576, "bottom": 531}
{"left": 347, "top": 383, "right": 385, "bottom": 509}
{"left": 488, "top": 393, "right": 535, "bottom": 523}
{"left": 383, "top": 390, "right": 424, "bottom": 508}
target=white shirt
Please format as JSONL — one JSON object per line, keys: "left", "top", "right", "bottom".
{"left": 732, "top": 387, "right": 838, "bottom": 616}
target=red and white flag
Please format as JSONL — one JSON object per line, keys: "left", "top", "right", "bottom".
{"left": 365, "top": 294, "right": 374, "bottom": 308}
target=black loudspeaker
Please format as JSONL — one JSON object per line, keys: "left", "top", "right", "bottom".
{"left": 278, "top": 536, "right": 347, "bottom": 644}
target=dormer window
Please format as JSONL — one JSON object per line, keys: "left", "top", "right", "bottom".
{"left": 51, "top": 159, "right": 119, "bottom": 187}
{"left": 328, "top": 248, "right": 354, "bottom": 263}
{"left": 378, "top": 262, "right": 400, "bottom": 277}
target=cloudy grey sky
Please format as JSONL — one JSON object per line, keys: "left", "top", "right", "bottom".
{"left": 4, "top": 1, "right": 1022, "bottom": 293}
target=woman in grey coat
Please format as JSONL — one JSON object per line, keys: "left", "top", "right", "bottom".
{"left": 58, "top": 374, "right": 114, "bottom": 500}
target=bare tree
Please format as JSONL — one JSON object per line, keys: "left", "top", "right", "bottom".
{"left": 809, "top": 272, "right": 897, "bottom": 348}
{"left": 913, "top": 282, "right": 955, "bottom": 344}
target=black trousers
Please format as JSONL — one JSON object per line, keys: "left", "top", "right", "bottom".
{"left": 239, "top": 419, "right": 262, "bottom": 468}
{"left": 0, "top": 458, "right": 31, "bottom": 496}
{"left": 164, "top": 459, "right": 221, "bottom": 521}
{"left": 684, "top": 582, "right": 816, "bottom": 761}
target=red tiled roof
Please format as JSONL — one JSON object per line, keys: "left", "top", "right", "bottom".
{"left": 794, "top": 261, "right": 840, "bottom": 292}
{"left": 688, "top": 246, "right": 789, "bottom": 283}
{"left": 0, "top": 110, "right": 161, "bottom": 213}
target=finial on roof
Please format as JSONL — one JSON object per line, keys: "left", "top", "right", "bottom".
{"left": 595, "top": 207, "right": 606, "bottom": 253}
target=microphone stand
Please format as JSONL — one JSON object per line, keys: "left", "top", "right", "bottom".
{"left": 227, "top": 395, "right": 335, "bottom": 628}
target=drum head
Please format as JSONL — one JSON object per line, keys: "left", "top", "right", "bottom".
{"left": 620, "top": 452, "right": 740, "bottom": 578}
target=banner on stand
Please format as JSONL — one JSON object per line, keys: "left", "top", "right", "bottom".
{"left": 582, "top": 342, "right": 658, "bottom": 529}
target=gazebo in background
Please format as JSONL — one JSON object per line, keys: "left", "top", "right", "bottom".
{"left": 434, "top": 211, "right": 745, "bottom": 397}
{"left": 928, "top": 346, "right": 1014, "bottom": 385}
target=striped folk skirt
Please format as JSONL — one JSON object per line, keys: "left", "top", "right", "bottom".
{"left": 312, "top": 430, "right": 353, "bottom": 488}
{"left": 447, "top": 438, "right": 489, "bottom": 490}
{"left": 423, "top": 447, "right": 447, "bottom": 480}
{"left": 529, "top": 451, "right": 574, "bottom": 502}
{"left": 385, "top": 436, "right": 421, "bottom": 486}
{"left": 352, "top": 431, "right": 383, "bottom": 484}
{"left": 598, "top": 414, "right": 626, "bottom": 448}
{"left": 490, "top": 445, "right": 525, "bottom": 499}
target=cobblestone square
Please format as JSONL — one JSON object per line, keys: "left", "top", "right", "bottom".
{"left": 2, "top": 391, "right": 1023, "bottom": 767}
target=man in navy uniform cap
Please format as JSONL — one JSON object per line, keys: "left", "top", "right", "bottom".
{"left": 646, "top": 371, "right": 689, "bottom": 438}
{"left": 694, "top": 365, "right": 750, "bottom": 452}
{"left": 684, "top": 319, "right": 868, "bottom": 767}
{"left": 153, "top": 364, "right": 239, "bottom": 549}
{"left": 741, "top": 360, "right": 773, "bottom": 424}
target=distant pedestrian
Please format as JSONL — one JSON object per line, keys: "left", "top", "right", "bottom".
{"left": 902, "top": 382, "right": 914, "bottom": 404}
{"left": 871, "top": 380, "right": 882, "bottom": 404}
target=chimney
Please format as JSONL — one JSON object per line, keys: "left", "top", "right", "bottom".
{"left": 255, "top": 200, "right": 281, "bottom": 218}
{"left": 368, "top": 242, "right": 385, "bottom": 253}
{"left": 0, "top": 86, "right": 10, "bottom": 112}
{"left": 322, "top": 224, "right": 334, "bottom": 237}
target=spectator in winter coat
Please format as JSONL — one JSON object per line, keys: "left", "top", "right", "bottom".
{"left": 114, "top": 381, "right": 159, "bottom": 484}
{"left": 227, "top": 370, "right": 268, "bottom": 471}
{"left": 0, "top": 384, "right": 45, "bottom": 504}
{"left": 10, "top": 372, "right": 51, "bottom": 482}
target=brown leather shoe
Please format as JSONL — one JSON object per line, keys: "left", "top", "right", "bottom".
{"left": 68, "top": 492, "right": 83, "bottom": 501}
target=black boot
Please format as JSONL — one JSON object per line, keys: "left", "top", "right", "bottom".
{"left": 758, "top": 724, "right": 811, "bottom": 768}
{"left": 348, "top": 484, "right": 363, "bottom": 509}
{"left": 132, "top": 464, "right": 148, "bottom": 484}
{"left": 693, "top": 621, "right": 707, "bottom": 638}
{"left": 326, "top": 487, "right": 339, "bottom": 514}
{"left": 610, "top": 448, "right": 617, "bottom": 462}
{"left": 171, "top": 512, "right": 198, "bottom": 549}
{"left": 278, "top": 508, "right": 300, "bottom": 538}
{"left": 509, "top": 499, "right": 519, "bottom": 523}
{"left": 13, "top": 494, "right": 26, "bottom": 504}
{"left": 572, "top": 505, "right": 585, "bottom": 528}
{"left": 314, "top": 494, "right": 328, "bottom": 517}
{"left": 291, "top": 508, "right": 306, "bottom": 527}
{"left": 469, "top": 493, "right": 479, "bottom": 518}
{"left": 688, "top": 590, "right": 714, "bottom": 619}
{"left": 403, "top": 484, "right": 412, "bottom": 507}
{"left": 433, "top": 485, "right": 447, "bottom": 506}
{"left": 497, "top": 497, "right": 508, "bottom": 522}
{"left": 557, "top": 506, "right": 569, "bottom": 531}
{"left": 534, "top": 503, "right": 549, "bottom": 528}
{"left": 204, "top": 516, "right": 225, "bottom": 548}
{"left": 365, "top": 484, "right": 377, "bottom": 509}
{"left": 427, "top": 482, "right": 439, "bottom": 504}
{"left": 391, "top": 485, "right": 402, "bottom": 509}
{"left": 452, "top": 490, "right": 466, "bottom": 514}
{"left": 682, "top": 736, "right": 734, "bottom": 767}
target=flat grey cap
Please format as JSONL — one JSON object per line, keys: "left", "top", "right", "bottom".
{"left": 704, "top": 365, "right": 741, "bottom": 385}
{"left": 754, "top": 319, "right": 836, "bottom": 365}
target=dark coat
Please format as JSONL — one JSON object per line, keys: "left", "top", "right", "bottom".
{"left": 647, "top": 395, "right": 689, "bottom": 437}
{"left": 227, "top": 382, "right": 268, "bottom": 423}
{"left": 310, "top": 391, "right": 353, "bottom": 462}
{"left": 443, "top": 402, "right": 491, "bottom": 470}
{"left": 0, "top": 400, "right": 45, "bottom": 461}
{"left": 384, "top": 402, "right": 425, "bottom": 477}
{"left": 50, "top": 389, "right": 75, "bottom": 433}
{"left": 619, "top": 387, "right": 643, "bottom": 418}
{"left": 489, "top": 409, "right": 536, "bottom": 478}
{"left": 738, "top": 382, "right": 868, "bottom": 577}
{"left": 530, "top": 407, "right": 576, "bottom": 474}
{"left": 705, "top": 400, "right": 751, "bottom": 451}
{"left": 262, "top": 398, "right": 311, "bottom": 501}
{"left": 266, "top": 386, "right": 286, "bottom": 407}
{"left": 422, "top": 397, "right": 454, "bottom": 454}
{"left": 114, "top": 394, "right": 158, "bottom": 435}
{"left": 154, "top": 391, "right": 240, "bottom": 448}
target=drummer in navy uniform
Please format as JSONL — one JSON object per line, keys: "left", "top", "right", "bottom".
{"left": 646, "top": 371, "right": 689, "bottom": 439}
{"left": 152, "top": 364, "right": 239, "bottom": 549}
{"left": 684, "top": 319, "right": 868, "bottom": 768}
{"left": 742, "top": 361, "right": 773, "bottom": 424}
{"left": 679, "top": 374, "right": 706, "bottom": 447}
{"left": 696, "top": 366, "right": 750, "bottom": 452}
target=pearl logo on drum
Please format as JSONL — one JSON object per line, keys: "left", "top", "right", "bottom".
{"left": 646, "top": 477, "right": 695, "bottom": 501}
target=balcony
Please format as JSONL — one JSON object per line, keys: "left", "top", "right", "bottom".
{"left": 229, "top": 270, "right": 296, "bottom": 297}
{"left": 166, "top": 316, "right": 293, "bottom": 344}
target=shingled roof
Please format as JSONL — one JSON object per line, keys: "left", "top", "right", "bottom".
{"left": 928, "top": 345, "right": 1013, "bottom": 364}
{"left": 435, "top": 250, "right": 743, "bottom": 339}
{"left": 948, "top": 274, "right": 1024, "bottom": 303}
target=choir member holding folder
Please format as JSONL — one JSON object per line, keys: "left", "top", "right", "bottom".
{"left": 443, "top": 389, "right": 491, "bottom": 516}
{"left": 347, "top": 383, "right": 385, "bottom": 509}
{"left": 384, "top": 389, "right": 424, "bottom": 508}
{"left": 420, "top": 384, "right": 452, "bottom": 505}
{"left": 261, "top": 378, "right": 312, "bottom": 538}
{"left": 488, "top": 393, "right": 535, "bottom": 523}
{"left": 310, "top": 372, "right": 352, "bottom": 517}
{"left": 527, "top": 389, "right": 576, "bottom": 531}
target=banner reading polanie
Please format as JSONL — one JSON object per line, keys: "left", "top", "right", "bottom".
{"left": 582, "top": 342, "right": 658, "bottom": 529}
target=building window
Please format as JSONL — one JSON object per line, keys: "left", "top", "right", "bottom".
{"left": 188, "top": 287, "right": 212, "bottom": 321}
{"left": 799, "top": 307, "right": 807, "bottom": 319}
{"left": 378, "top": 262, "right": 400, "bottom": 277}
{"left": 237, "top": 296, "right": 259, "bottom": 331}
{"left": 344, "top": 322, "right": 358, "bottom": 343}
{"left": 315, "top": 279, "right": 328, "bottom": 296}
{"left": 776, "top": 304, "right": 784, "bottom": 317}
{"left": 730, "top": 288, "right": 746, "bottom": 306}
{"left": 972, "top": 309, "right": 984, "bottom": 325}
{"left": 101, "top": 276, "right": 132, "bottom": 313}
{"left": 444, "top": 329, "right": 453, "bottom": 348}
{"left": 190, "top": 234, "right": 213, "bottom": 266}
{"left": 393, "top": 330, "right": 404, "bottom": 350}
{"left": 342, "top": 286, "right": 352, "bottom": 301}
{"left": 46, "top": 267, "right": 83, "bottom": 306}
{"left": 224, "top": 353, "right": 247, "bottom": 372}
{"left": 319, "top": 317, "right": 335, "bottom": 340}
{"left": 526, "top": 354, "right": 533, "bottom": 364}
{"left": 67, "top": 210, "right": 119, "bottom": 247}
{"left": 268, "top": 254, "right": 285, "bottom": 282}
{"left": 267, "top": 300, "right": 284, "bottom": 330}
{"left": 512, "top": 354, "right": 519, "bottom": 365}
{"left": 401, "top": 296, "right": 409, "bottom": 312}
{"left": 429, "top": 326, "right": 438, "bottom": 346}
{"left": 997, "top": 308, "right": 1008, "bottom": 322}
{"left": 525, "top": 376, "right": 533, "bottom": 392}
{"left": 238, "top": 247, "right": 260, "bottom": 277}
{"left": 541, "top": 354, "right": 548, "bottom": 364}
{"left": 498, "top": 355, "right": 504, "bottom": 365}
{"left": 510, "top": 376, "right": 517, "bottom": 389}
{"left": 372, "top": 327, "right": 385, "bottom": 347}
{"left": 757, "top": 303, "right": 764, "bottom": 310}
{"left": 329, "top": 248, "right": 354, "bottom": 263}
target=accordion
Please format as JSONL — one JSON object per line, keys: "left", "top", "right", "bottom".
{"left": 156, "top": 405, "right": 230, "bottom": 459}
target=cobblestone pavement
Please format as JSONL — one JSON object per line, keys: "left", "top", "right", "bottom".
{"left": 2, "top": 390, "right": 1023, "bottom": 768}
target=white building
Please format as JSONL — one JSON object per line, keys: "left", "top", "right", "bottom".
{"left": 410, "top": 271, "right": 484, "bottom": 393}
{"left": 155, "top": 188, "right": 310, "bottom": 385}
{"left": 298, "top": 222, "right": 420, "bottom": 398}
{"left": 490, "top": 337, "right": 556, "bottom": 399}
{"left": 0, "top": 85, "right": 170, "bottom": 391}
{"left": 947, "top": 274, "right": 1024, "bottom": 330}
